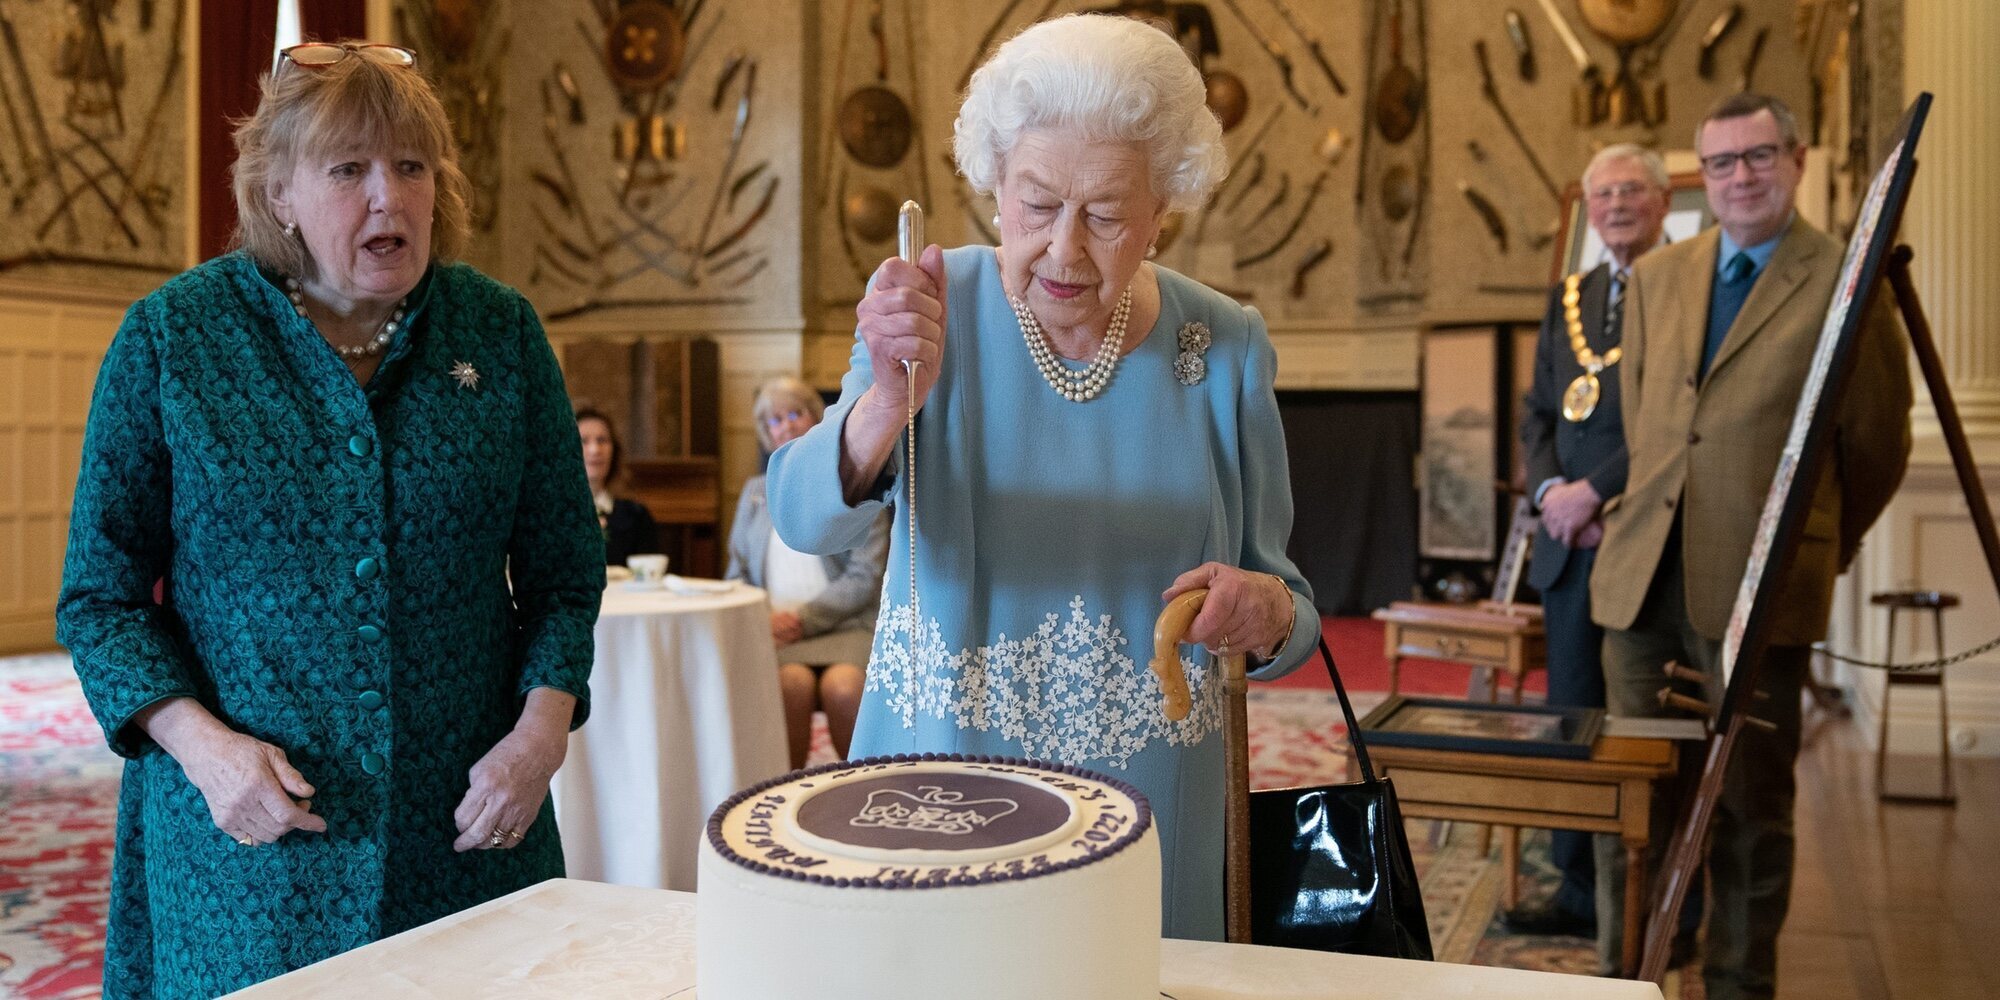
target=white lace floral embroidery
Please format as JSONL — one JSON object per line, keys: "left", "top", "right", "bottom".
{"left": 867, "top": 595, "right": 1223, "bottom": 769}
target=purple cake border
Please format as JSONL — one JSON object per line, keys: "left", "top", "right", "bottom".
{"left": 704, "top": 753, "right": 1155, "bottom": 889}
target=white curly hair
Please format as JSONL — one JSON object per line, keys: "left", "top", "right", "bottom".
{"left": 952, "top": 14, "right": 1228, "bottom": 213}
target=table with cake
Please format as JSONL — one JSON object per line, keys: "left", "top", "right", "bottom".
{"left": 232, "top": 755, "right": 1663, "bottom": 999}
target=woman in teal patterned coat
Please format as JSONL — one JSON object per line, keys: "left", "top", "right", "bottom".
{"left": 56, "top": 43, "right": 602, "bottom": 998}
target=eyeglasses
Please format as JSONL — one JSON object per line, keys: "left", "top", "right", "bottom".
{"left": 760, "top": 409, "right": 808, "bottom": 429}
{"left": 1586, "top": 181, "right": 1658, "bottom": 203}
{"left": 274, "top": 42, "right": 417, "bottom": 79}
{"left": 1698, "top": 143, "right": 1785, "bottom": 179}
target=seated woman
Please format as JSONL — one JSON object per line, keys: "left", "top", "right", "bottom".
{"left": 727, "top": 377, "right": 889, "bottom": 769}
{"left": 576, "top": 408, "right": 661, "bottom": 567}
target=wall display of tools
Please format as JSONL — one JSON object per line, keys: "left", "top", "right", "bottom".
{"left": 474, "top": 0, "right": 798, "bottom": 322}
{"left": 1417, "top": 0, "right": 1812, "bottom": 325}
{"left": 860, "top": 0, "right": 1357, "bottom": 318}
{"left": 818, "top": 0, "right": 936, "bottom": 298}
{"left": 396, "top": 0, "right": 509, "bottom": 234}
{"left": 0, "top": 0, "right": 185, "bottom": 278}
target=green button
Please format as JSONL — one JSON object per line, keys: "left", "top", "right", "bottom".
{"left": 347, "top": 435, "right": 372, "bottom": 458}
{"left": 357, "top": 690, "right": 384, "bottom": 711}
{"left": 360, "top": 752, "right": 386, "bottom": 775}
{"left": 357, "top": 624, "right": 383, "bottom": 644}
{"left": 355, "top": 557, "right": 380, "bottom": 580}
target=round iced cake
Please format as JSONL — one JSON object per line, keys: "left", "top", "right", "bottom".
{"left": 696, "top": 753, "right": 1160, "bottom": 1000}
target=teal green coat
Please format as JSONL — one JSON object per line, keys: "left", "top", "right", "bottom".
{"left": 56, "top": 252, "right": 603, "bottom": 999}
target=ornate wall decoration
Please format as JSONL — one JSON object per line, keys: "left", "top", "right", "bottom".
{"left": 0, "top": 0, "right": 186, "bottom": 280}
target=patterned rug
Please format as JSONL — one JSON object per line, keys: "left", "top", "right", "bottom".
{"left": 1, "top": 655, "right": 1613, "bottom": 998}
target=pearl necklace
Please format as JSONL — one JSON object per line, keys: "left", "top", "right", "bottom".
{"left": 286, "top": 276, "right": 407, "bottom": 359}
{"left": 1010, "top": 286, "right": 1132, "bottom": 403}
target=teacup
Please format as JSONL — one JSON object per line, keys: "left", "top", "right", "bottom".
{"left": 626, "top": 554, "right": 669, "bottom": 585}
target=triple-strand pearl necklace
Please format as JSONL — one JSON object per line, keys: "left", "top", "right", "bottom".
{"left": 1010, "top": 286, "right": 1132, "bottom": 403}
{"left": 286, "top": 276, "right": 407, "bottom": 359}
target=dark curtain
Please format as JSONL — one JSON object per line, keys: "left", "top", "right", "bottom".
{"left": 197, "top": 0, "right": 278, "bottom": 261}
{"left": 301, "top": 0, "right": 369, "bottom": 44}
{"left": 1279, "top": 391, "right": 1420, "bottom": 615}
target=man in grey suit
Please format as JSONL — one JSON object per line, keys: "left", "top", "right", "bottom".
{"left": 1509, "top": 144, "right": 1670, "bottom": 939}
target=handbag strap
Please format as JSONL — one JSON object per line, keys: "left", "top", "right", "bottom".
{"left": 1315, "top": 636, "right": 1380, "bottom": 784}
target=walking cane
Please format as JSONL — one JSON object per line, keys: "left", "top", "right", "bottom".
{"left": 1151, "top": 588, "right": 1252, "bottom": 944}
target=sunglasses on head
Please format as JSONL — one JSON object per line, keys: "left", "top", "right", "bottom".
{"left": 274, "top": 42, "right": 417, "bottom": 79}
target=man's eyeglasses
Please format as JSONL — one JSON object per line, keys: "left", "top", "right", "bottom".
{"left": 274, "top": 42, "right": 417, "bottom": 79}
{"left": 1586, "top": 181, "right": 1658, "bottom": 203}
{"left": 1699, "top": 143, "right": 1785, "bottom": 179}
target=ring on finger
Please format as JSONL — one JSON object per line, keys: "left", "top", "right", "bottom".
{"left": 237, "top": 835, "right": 257, "bottom": 847}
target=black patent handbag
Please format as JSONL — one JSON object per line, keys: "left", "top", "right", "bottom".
{"left": 1247, "top": 637, "right": 1434, "bottom": 960}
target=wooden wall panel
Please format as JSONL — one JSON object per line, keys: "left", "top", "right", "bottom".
{"left": 0, "top": 294, "right": 124, "bottom": 653}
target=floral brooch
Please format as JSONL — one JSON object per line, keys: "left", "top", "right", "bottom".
{"left": 449, "top": 360, "right": 480, "bottom": 390}
{"left": 1173, "top": 321, "right": 1211, "bottom": 386}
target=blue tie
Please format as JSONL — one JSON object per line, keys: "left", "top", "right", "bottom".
{"left": 1700, "top": 252, "right": 1756, "bottom": 381}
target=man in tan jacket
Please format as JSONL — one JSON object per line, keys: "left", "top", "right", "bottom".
{"left": 1589, "top": 94, "right": 1912, "bottom": 997}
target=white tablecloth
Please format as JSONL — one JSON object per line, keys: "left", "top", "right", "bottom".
{"left": 549, "top": 583, "right": 789, "bottom": 890}
{"left": 230, "top": 879, "right": 1666, "bottom": 999}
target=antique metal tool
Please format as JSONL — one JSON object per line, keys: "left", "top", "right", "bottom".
{"left": 1264, "top": 0, "right": 1346, "bottom": 96}
{"left": 1216, "top": 0, "right": 1316, "bottom": 114}
{"left": 1696, "top": 3, "right": 1742, "bottom": 79}
{"left": 1372, "top": 0, "right": 1422, "bottom": 143}
{"left": 1534, "top": 0, "right": 1605, "bottom": 125}
{"left": 1504, "top": 9, "right": 1536, "bottom": 81}
{"left": 1473, "top": 40, "right": 1560, "bottom": 202}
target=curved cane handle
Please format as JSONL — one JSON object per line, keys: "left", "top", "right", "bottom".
{"left": 1150, "top": 590, "right": 1208, "bottom": 722}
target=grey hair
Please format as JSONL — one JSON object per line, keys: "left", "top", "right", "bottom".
{"left": 1582, "top": 143, "right": 1669, "bottom": 192}
{"left": 1695, "top": 92, "right": 1803, "bottom": 151}
{"left": 952, "top": 14, "right": 1227, "bottom": 213}
{"left": 752, "top": 376, "right": 826, "bottom": 453}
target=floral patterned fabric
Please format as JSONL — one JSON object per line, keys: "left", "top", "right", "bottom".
{"left": 55, "top": 251, "right": 602, "bottom": 999}
{"left": 766, "top": 247, "right": 1319, "bottom": 941}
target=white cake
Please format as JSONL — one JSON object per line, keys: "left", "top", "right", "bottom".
{"left": 697, "top": 753, "right": 1161, "bottom": 999}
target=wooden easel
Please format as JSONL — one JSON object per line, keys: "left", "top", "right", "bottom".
{"left": 1636, "top": 244, "right": 2000, "bottom": 982}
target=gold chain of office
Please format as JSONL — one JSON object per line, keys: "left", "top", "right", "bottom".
{"left": 1560, "top": 272, "right": 1622, "bottom": 422}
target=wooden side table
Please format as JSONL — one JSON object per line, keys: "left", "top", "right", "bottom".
{"left": 1369, "top": 736, "right": 1677, "bottom": 977}
{"left": 1371, "top": 600, "right": 1547, "bottom": 702}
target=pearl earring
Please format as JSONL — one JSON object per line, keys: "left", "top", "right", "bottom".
{"left": 992, "top": 213, "right": 1002, "bottom": 228}
{"left": 1147, "top": 243, "right": 1158, "bottom": 259}
{"left": 283, "top": 222, "right": 297, "bottom": 238}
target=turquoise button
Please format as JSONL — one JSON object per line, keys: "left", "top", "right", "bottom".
{"left": 347, "top": 435, "right": 372, "bottom": 458}
{"left": 357, "top": 690, "right": 384, "bottom": 711}
{"left": 357, "top": 624, "right": 383, "bottom": 644}
{"left": 355, "top": 557, "right": 380, "bottom": 580}
{"left": 360, "top": 752, "right": 386, "bottom": 775}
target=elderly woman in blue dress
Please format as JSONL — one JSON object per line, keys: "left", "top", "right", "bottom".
{"left": 767, "top": 14, "right": 1317, "bottom": 941}
{"left": 57, "top": 43, "right": 601, "bottom": 997}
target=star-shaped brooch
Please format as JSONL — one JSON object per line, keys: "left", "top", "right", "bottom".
{"left": 449, "top": 360, "right": 480, "bottom": 390}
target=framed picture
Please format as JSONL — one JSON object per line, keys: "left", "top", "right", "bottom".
{"left": 1551, "top": 172, "right": 1713, "bottom": 282}
{"left": 1359, "top": 696, "right": 1604, "bottom": 759}
{"left": 1420, "top": 326, "right": 1499, "bottom": 561}
{"left": 1714, "top": 96, "right": 1932, "bottom": 723}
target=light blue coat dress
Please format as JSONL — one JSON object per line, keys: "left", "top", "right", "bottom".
{"left": 767, "top": 247, "right": 1317, "bottom": 940}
